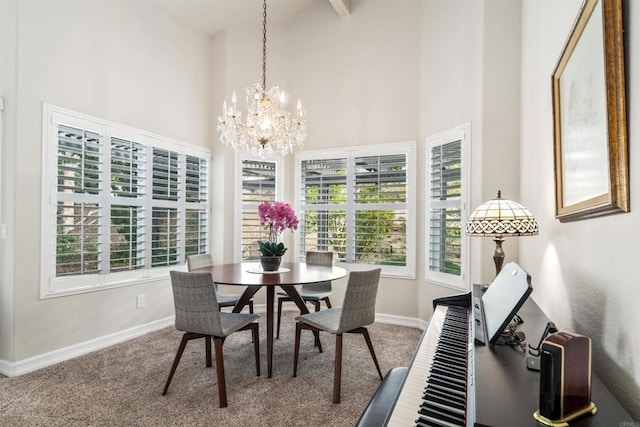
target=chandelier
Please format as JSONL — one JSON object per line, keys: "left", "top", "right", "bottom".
{"left": 217, "top": 0, "right": 306, "bottom": 158}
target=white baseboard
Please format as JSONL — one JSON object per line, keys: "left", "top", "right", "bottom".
{"left": 0, "top": 308, "right": 425, "bottom": 378}
{"left": 0, "top": 316, "right": 174, "bottom": 378}
{"left": 375, "top": 313, "right": 427, "bottom": 330}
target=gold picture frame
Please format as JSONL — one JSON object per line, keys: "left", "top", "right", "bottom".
{"left": 552, "top": 0, "right": 628, "bottom": 222}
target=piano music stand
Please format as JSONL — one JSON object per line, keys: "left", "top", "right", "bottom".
{"left": 475, "top": 261, "right": 532, "bottom": 345}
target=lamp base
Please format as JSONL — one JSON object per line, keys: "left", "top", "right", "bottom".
{"left": 493, "top": 237, "right": 505, "bottom": 276}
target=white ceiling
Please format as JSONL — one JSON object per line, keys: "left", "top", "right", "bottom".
{"left": 153, "top": 0, "right": 346, "bottom": 37}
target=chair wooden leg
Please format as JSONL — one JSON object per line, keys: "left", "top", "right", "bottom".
{"left": 293, "top": 322, "right": 302, "bottom": 377}
{"left": 276, "top": 297, "right": 284, "bottom": 339}
{"left": 251, "top": 323, "right": 261, "bottom": 377}
{"left": 333, "top": 333, "right": 343, "bottom": 404}
{"left": 162, "top": 333, "right": 195, "bottom": 395}
{"left": 248, "top": 302, "right": 255, "bottom": 343}
{"left": 360, "top": 327, "right": 383, "bottom": 380}
{"left": 324, "top": 297, "right": 332, "bottom": 309}
{"left": 205, "top": 336, "right": 212, "bottom": 368}
{"left": 310, "top": 301, "right": 322, "bottom": 348}
{"left": 213, "top": 336, "right": 227, "bottom": 408}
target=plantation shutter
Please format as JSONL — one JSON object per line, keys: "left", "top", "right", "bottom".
{"left": 111, "top": 138, "right": 145, "bottom": 198}
{"left": 151, "top": 207, "right": 180, "bottom": 267}
{"left": 56, "top": 124, "right": 103, "bottom": 276}
{"left": 241, "top": 159, "right": 276, "bottom": 260}
{"left": 185, "top": 209, "right": 207, "bottom": 256}
{"left": 185, "top": 155, "right": 207, "bottom": 203}
{"left": 152, "top": 148, "right": 180, "bottom": 201}
{"left": 352, "top": 154, "right": 407, "bottom": 266}
{"left": 428, "top": 140, "right": 462, "bottom": 276}
{"left": 45, "top": 104, "right": 212, "bottom": 296}
{"left": 299, "top": 157, "right": 348, "bottom": 258}
{"left": 185, "top": 155, "right": 208, "bottom": 257}
{"left": 109, "top": 138, "right": 146, "bottom": 272}
{"left": 297, "top": 142, "right": 414, "bottom": 277}
{"left": 110, "top": 205, "right": 145, "bottom": 272}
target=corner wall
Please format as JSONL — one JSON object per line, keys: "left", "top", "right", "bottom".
{"left": 4, "top": 0, "right": 210, "bottom": 362}
{"left": 420, "top": 0, "right": 523, "bottom": 319}
{"left": 520, "top": 0, "right": 640, "bottom": 418}
{"left": 0, "top": 0, "right": 18, "bottom": 363}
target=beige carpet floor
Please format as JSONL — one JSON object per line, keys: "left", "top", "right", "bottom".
{"left": 0, "top": 311, "right": 422, "bottom": 426}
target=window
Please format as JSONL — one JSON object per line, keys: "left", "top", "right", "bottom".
{"left": 426, "top": 124, "right": 470, "bottom": 290}
{"left": 237, "top": 155, "right": 281, "bottom": 261}
{"left": 41, "top": 104, "right": 209, "bottom": 297}
{"left": 296, "top": 142, "right": 415, "bottom": 278}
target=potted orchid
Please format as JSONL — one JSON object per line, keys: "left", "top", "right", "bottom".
{"left": 257, "top": 201, "right": 299, "bottom": 271}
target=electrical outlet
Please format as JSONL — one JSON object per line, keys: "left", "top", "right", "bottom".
{"left": 136, "top": 294, "right": 145, "bottom": 309}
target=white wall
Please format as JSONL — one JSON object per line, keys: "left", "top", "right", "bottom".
{"left": 420, "top": 1, "right": 523, "bottom": 319}
{"left": 520, "top": 0, "right": 640, "bottom": 418}
{"left": 1, "top": 0, "right": 210, "bottom": 361}
{"left": 0, "top": 0, "right": 18, "bottom": 363}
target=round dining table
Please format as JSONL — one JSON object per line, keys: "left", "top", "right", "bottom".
{"left": 194, "top": 261, "right": 348, "bottom": 378}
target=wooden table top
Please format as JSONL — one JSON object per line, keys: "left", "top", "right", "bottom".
{"left": 194, "top": 262, "right": 348, "bottom": 286}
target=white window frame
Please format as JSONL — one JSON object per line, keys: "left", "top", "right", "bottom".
{"left": 425, "top": 123, "right": 470, "bottom": 291}
{"left": 41, "top": 104, "right": 210, "bottom": 298}
{"left": 234, "top": 151, "right": 283, "bottom": 262}
{"left": 295, "top": 141, "right": 416, "bottom": 279}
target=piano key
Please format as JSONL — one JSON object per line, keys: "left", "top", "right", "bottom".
{"left": 429, "top": 367, "right": 467, "bottom": 384}
{"left": 423, "top": 390, "right": 466, "bottom": 411}
{"left": 416, "top": 417, "right": 462, "bottom": 427}
{"left": 418, "top": 406, "right": 465, "bottom": 426}
{"left": 422, "top": 398, "right": 466, "bottom": 417}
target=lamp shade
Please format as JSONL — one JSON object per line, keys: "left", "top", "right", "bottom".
{"left": 466, "top": 191, "right": 539, "bottom": 237}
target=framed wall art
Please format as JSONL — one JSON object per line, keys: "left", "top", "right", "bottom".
{"left": 552, "top": 0, "right": 628, "bottom": 222}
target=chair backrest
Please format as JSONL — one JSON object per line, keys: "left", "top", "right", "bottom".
{"left": 186, "top": 254, "right": 221, "bottom": 293}
{"left": 186, "top": 253, "right": 214, "bottom": 271}
{"left": 242, "top": 240, "right": 261, "bottom": 261}
{"left": 302, "top": 250, "right": 334, "bottom": 292}
{"left": 170, "top": 271, "right": 224, "bottom": 336}
{"left": 338, "top": 268, "right": 381, "bottom": 333}
{"left": 306, "top": 250, "right": 333, "bottom": 267}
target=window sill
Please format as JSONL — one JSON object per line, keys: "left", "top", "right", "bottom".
{"left": 40, "top": 265, "right": 188, "bottom": 299}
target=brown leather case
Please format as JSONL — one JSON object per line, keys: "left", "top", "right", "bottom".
{"left": 534, "top": 332, "right": 597, "bottom": 426}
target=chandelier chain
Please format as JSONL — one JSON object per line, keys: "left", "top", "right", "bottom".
{"left": 262, "top": 0, "right": 267, "bottom": 91}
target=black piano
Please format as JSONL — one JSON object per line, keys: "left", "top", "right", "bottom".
{"left": 357, "top": 274, "right": 632, "bottom": 426}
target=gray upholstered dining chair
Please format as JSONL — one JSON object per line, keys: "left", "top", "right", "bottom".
{"left": 293, "top": 268, "right": 384, "bottom": 403}
{"left": 186, "top": 253, "right": 254, "bottom": 314}
{"left": 276, "top": 250, "right": 333, "bottom": 339}
{"left": 162, "top": 271, "right": 260, "bottom": 408}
